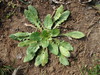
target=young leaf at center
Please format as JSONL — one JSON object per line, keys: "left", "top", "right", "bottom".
{"left": 41, "top": 39, "right": 49, "bottom": 48}
{"left": 50, "top": 29, "right": 60, "bottom": 37}
{"left": 29, "top": 32, "right": 40, "bottom": 41}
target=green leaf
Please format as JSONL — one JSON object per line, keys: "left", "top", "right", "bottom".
{"left": 41, "top": 50, "right": 48, "bottom": 66}
{"left": 24, "top": 54, "right": 35, "bottom": 62}
{"left": 9, "top": 34, "right": 19, "bottom": 40}
{"left": 28, "top": 5, "right": 38, "bottom": 16}
{"left": 59, "top": 46, "right": 70, "bottom": 57}
{"left": 9, "top": 32, "right": 31, "bottom": 41}
{"left": 26, "top": 42, "right": 39, "bottom": 55}
{"left": 24, "top": 42, "right": 39, "bottom": 62}
{"left": 54, "top": 39, "right": 61, "bottom": 45}
{"left": 43, "top": 14, "right": 53, "bottom": 29}
{"left": 63, "top": 31, "right": 85, "bottom": 39}
{"left": 35, "top": 50, "right": 48, "bottom": 66}
{"left": 18, "top": 40, "right": 35, "bottom": 47}
{"left": 24, "top": 6, "right": 41, "bottom": 29}
{"left": 59, "top": 55, "right": 69, "bottom": 66}
{"left": 10, "top": 32, "right": 31, "bottom": 37}
{"left": 9, "top": 35, "right": 28, "bottom": 41}
{"left": 54, "top": 10, "right": 70, "bottom": 28}
{"left": 41, "top": 30, "right": 50, "bottom": 39}
{"left": 24, "top": 10, "right": 34, "bottom": 24}
{"left": 51, "top": 29, "right": 60, "bottom": 37}
{"left": 29, "top": 32, "right": 40, "bottom": 41}
{"left": 48, "top": 42, "right": 59, "bottom": 55}
{"left": 41, "top": 40, "right": 49, "bottom": 48}
{"left": 28, "top": 5, "right": 41, "bottom": 28}
{"left": 53, "top": 5, "right": 64, "bottom": 22}
{"left": 35, "top": 53, "right": 41, "bottom": 66}
{"left": 60, "top": 41, "right": 73, "bottom": 51}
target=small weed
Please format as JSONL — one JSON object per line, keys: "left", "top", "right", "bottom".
{"left": 94, "top": 4, "right": 100, "bottom": 11}
{"left": 9, "top": 5, "right": 85, "bottom": 66}
{"left": 19, "top": 0, "right": 29, "bottom": 4}
{"left": 81, "top": 65, "right": 100, "bottom": 75}
{"left": 0, "top": 65, "right": 13, "bottom": 75}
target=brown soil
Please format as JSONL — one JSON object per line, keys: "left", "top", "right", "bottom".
{"left": 0, "top": 0, "right": 100, "bottom": 75}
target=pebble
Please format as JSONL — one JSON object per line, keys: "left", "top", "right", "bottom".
{"left": 16, "top": 53, "right": 22, "bottom": 59}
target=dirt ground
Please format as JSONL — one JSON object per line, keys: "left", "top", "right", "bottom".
{"left": 0, "top": 0, "right": 100, "bottom": 75}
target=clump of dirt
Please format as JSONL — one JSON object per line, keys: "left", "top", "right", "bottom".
{"left": 0, "top": 0, "right": 100, "bottom": 75}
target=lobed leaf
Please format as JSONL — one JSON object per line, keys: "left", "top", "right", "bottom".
{"left": 41, "top": 50, "right": 48, "bottom": 66}
{"left": 53, "top": 5, "right": 64, "bottom": 22}
{"left": 9, "top": 34, "right": 19, "bottom": 41}
{"left": 24, "top": 5, "right": 41, "bottom": 29}
{"left": 24, "top": 42, "right": 39, "bottom": 62}
{"left": 28, "top": 5, "right": 41, "bottom": 27}
{"left": 28, "top": 5, "right": 38, "bottom": 16}
{"left": 9, "top": 32, "right": 31, "bottom": 41}
{"left": 26, "top": 42, "right": 39, "bottom": 55}
{"left": 48, "top": 42, "right": 59, "bottom": 55}
{"left": 10, "top": 32, "right": 31, "bottom": 37}
{"left": 59, "top": 55, "right": 69, "bottom": 66}
{"left": 24, "top": 54, "right": 35, "bottom": 62}
{"left": 54, "top": 10, "right": 70, "bottom": 28}
{"left": 18, "top": 40, "right": 35, "bottom": 47}
{"left": 60, "top": 41, "right": 73, "bottom": 51}
{"left": 63, "top": 31, "right": 85, "bottom": 39}
{"left": 43, "top": 14, "right": 53, "bottom": 29}
{"left": 59, "top": 46, "right": 70, "bottom": 57}
{"left": 35, "top": 53, "right": 42, "bottom": 66}
{"left": 35, "top": 50, "right": 48, "bottom": 66}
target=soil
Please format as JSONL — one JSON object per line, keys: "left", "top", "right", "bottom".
{"left": 0, "top": 0, "right": 100, "bottom": 75}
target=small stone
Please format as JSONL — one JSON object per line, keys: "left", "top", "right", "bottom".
{"left": 16, "top": 54, "right": 22, "bottom": 59}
